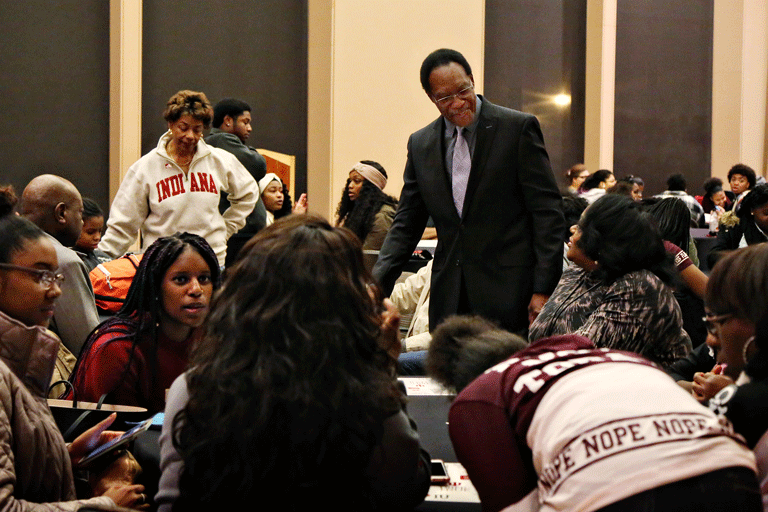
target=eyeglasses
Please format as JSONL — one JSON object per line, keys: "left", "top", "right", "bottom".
{"left": 703, "top": 313, "right": 733, "bottom": 335}
{"left": 434, "top": 85, "right": 474, "bottom": 106}
{"left": 0, "top": 263, "right": 65, "bottom": 289}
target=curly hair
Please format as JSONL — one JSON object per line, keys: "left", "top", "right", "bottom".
{"left": 69, "top": 233, "right": 220, "bottom": 409}
{"left": 703, "top": 177, "right": 724, "bottom": 198}
{"left": 577, "top": 194, "right": 675, "bottom": 284}
{"left": 737, "top": 184, "right": 768, "bottom": 222}
{"left": 0, "top": 184, "right": 18, "bottom": 218}
{"left": 427, "top": 315, "right": 527, "bottom": 394}
{"left": 273, "top": 180, "right": 293, "bottom": 220}
{"left": 728, "top": 163, "right": 757, "bottom": 189}
{"left": 163, "top": 90, "right": 214, "bottom": 128}
{"left": 172, "top": 214, "right": 403, "bottom": 510}
{"left": 335, "top": 161, "right": 397, "bottom": 242}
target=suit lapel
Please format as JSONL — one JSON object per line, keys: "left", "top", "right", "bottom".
{"left": 463, "top": 99, "right": 496, "bottom": 219}
{"left": 425, "top": 118, "right": 460, "bottom": 222}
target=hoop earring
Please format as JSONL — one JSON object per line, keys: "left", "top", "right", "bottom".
{"left": 743, "top": 335, "right": 756, "bottom": 364}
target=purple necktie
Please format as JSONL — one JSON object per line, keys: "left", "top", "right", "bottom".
{"left": 452, "top": 127, "right": 471, "bottom": 216}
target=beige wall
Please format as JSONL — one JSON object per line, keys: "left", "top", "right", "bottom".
{"left": 308, "top": 0, "right": 485, "bottom": 220}
{"left": 109, "top": 0, "right": 142, "bottom": 203}
{"left": 584, "top": 0, "right": 616, "bottom": 172}
{"left": 710, "top": 0, "right": 767, "bottom": 179}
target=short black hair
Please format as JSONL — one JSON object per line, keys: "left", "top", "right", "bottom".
{"left": 666, "top": 174, "right": 687, "bottom": 191}
{"left": 577, "top": 194, "right": 674, "bottom": 283}
{"left": 81, "top": 197, "right": 103, "bottom": 221}
{"left": 728, "top": 164, "right": 757, "bottom": 189}
{"left": 420, "top": 49, "right": 473, "bottom": 94}
{"left": 212, "top": 98, "right": 251, "bottom": 128}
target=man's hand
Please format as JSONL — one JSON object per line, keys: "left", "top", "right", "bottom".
{"left": 528, "top": 293, "right": 549, "bottom": 324}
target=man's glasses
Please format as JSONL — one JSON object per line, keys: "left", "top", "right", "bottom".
{"left": 434, "top": 85, "right": 474, "bottom": 106}
{"left": 0, "top": 263, "right": 65, "bottom": 289}
{"left": 703, "top": 313, "right": 733, "bottom": 335}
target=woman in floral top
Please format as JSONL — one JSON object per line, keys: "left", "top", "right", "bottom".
{"left": 530, "top": 194, "right": 691, "bottom": 368}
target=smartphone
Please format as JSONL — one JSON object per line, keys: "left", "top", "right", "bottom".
{"left": 77, "top": 417, "right": 153, "bottom": 467}
{"left": 431, "top": 459, "right": 450, "bottom": 485}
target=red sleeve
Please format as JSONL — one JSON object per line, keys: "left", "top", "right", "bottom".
{"left": 74, "top": 332, "right": 145, "bottom": 407}
{"left": 663, "top": 240, "right": 693, "bottom": 271}
{"left": 449, "top": 400, "right": 537, "bottom": 512}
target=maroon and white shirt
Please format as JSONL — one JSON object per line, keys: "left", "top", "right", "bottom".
{"left": 449, "top": 335, "right": 755, "bottom": 512}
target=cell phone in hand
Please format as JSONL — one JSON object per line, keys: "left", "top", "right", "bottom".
{"left": 77, "top": 417, "right": 153, "bottom": 467}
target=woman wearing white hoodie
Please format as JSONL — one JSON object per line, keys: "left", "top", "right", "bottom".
{"left": 100, "top": 90, "right": 257, "bottom": 267}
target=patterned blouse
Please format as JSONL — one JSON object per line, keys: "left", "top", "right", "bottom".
{"left": 529, "top": 265, "right": 691, "bottom": 368}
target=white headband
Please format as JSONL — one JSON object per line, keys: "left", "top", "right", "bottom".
{"left": 259, "top": 173, "right": 281, "bottom": 194}
{"left": 351, "top": 162, "right": 387, "bottom": 191}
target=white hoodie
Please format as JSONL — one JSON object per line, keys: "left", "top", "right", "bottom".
{"left": 100, "top": 131, "right": 257, "bottom": 266}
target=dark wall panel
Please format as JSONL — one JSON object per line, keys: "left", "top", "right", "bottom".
{"left": 615, "top": 0, "right": 713, "bottom": 197}
{"left": 485, "top": 0, "right": 587, "bottom": 189}
{"left": 0, "top": 1, "right": 110, "bottom": 210}
{"left": 142, "top": 0, "right": 308, "bottom": 194}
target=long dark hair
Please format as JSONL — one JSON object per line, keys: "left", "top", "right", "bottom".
{"left": 577, "top": 194, "right": 675, "bottom": 283}
{"left": 172, "top": 214, "right": 403, "bottom": 510}
{"left": 335, "top": 161, "right": 397, "bottom": 242}
{"left": 647, "top": 198, "right": 692, "bottom": 250}
{"left": 69, "top": 233, "right": 219, "bottom": 408}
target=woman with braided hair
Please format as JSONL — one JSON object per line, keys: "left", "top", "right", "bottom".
{"left": 69, "top": 232, "right": 220, "bottom": 412}
{"left": 336, "top": 161, "right": 398, "bottom": 268}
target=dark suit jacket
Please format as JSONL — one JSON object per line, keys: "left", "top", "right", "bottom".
{"left": 372, "top": 98, "right": 564, "bottom": 333}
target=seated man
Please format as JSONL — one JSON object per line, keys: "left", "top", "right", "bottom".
{"left": 206, "top": 98, "right": 268, "bottom": 266}
{"left": 22, "top": 174, "right": 99, "bottom": 356}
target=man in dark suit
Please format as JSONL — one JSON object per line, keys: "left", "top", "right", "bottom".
{"left": 373, "top": 49, "right": 564, "bottom": 334}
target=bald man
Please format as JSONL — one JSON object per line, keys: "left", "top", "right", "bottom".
{"left": 22, "top": 175, "right": 99, "bottom": 355}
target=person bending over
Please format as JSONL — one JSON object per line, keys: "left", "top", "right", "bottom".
{"left": 428, "top": 315, "right": 759, "bottom": 512}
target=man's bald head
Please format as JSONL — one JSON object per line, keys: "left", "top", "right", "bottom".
{"left": 22, "top": 175, "right": 84, "bottom": 247}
